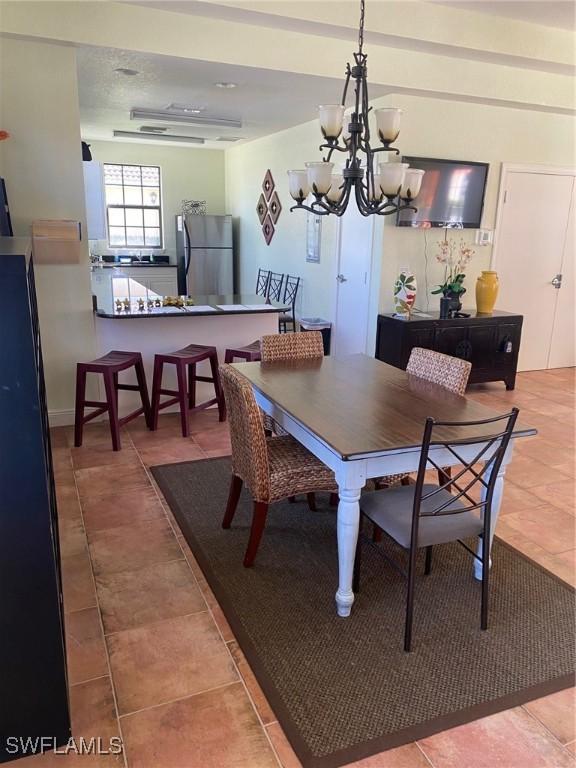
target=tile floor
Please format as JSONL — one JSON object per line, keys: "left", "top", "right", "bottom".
{"left": 30, "top": 368, "right": 575, "bottom": 767}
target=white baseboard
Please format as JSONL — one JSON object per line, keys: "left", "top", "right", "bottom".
{"left": 48, "top": 409, "right": 76, "bottom": 428}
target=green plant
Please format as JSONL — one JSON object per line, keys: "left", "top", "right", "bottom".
{"left": 432, "top": 237, "right": 475, "bottom": 297}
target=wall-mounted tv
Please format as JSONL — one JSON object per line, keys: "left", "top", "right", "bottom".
{"left": 396, "top": 157, "right": 489, "bottom": 229}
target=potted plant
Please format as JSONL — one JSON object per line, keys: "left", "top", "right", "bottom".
{"left": 431, "top": 237, "right": 475, "bottom": 317}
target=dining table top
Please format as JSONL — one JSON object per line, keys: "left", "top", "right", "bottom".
{"left": 233, "top": 355, "right": 537, "bottom": 461}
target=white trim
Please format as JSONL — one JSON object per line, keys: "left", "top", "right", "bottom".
{"left": 48, "top": 409, "right": 76, "bottom": 428}
{"left": 492, "top": 162, "right": 576, "bottom": 268}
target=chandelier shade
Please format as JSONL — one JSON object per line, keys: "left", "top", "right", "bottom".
{"left": 288, "top": 0, "right": 423, "bottom": 218}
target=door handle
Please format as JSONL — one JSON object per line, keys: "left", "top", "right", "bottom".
{"left": 551, "top": 274, "right": 562, "bottom": 289}
{"left": 336, "top": 273, "right": 347, "bottom": 283}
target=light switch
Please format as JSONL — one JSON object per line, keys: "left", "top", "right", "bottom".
{"left": 475, "top": 229, "right": 493, "bottom": 246}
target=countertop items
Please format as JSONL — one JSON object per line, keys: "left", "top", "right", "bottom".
{"left": 91, "top": 262, "right": 177, "bottom": 269}
{"left": 92, "top": 271, "right": 288, "bottom": 319}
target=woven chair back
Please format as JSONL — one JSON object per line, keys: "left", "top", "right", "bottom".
{"left": 220, "top": 364, "right": 270, "bottom": 500}
{"left": 261, "top": 331, "right": 324, "bottom": 362}
{"left": 407, "top": 347, "right": 471, "bottom": 396}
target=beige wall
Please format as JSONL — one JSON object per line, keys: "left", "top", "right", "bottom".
{"left": 372, "top": 94, "right": 576, "bottom": 314}
{"left": 226, "top": 120, "right": 339, "bottom": 322}
{"left": 226, "top": 94, "right": 576, "bottom": 325}
{"left": 0, "top": 36, "right": 96, "bottom": 419}
{"left": 88, "top": 140, "right": 226, "bottom": 257}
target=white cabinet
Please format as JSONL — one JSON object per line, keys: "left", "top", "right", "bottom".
{"left": 113, "top": 266, "right": 178, "bottom": 296}
{"left": 83, "top": 162, "right": 107, "bottom": 240}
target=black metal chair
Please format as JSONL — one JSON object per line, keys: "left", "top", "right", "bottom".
{"left": 256, "top": 268, "right": 270, "bottom": 297}
{"left": 354, "top": 408, "right": 519, "bottom": 652}
{"left": 266, "top": 271, "right": 285, "bottom": 302}
{"left": 279, "top": 274, "right": 301, "bottom": 333}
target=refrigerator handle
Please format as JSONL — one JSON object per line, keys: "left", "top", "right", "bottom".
{"left": 183, "top": 218, "right": 191, "bottom": 276}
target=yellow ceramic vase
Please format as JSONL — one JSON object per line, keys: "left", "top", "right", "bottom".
{"left": 475, "top": 270, "right": 499, "bottom": 314}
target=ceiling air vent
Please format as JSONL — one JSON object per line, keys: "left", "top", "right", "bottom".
{"left": 113, "top": 131, "right": 205, "bottom": 144}
{"left": 139, "top": 126, "right": 168, "bottom": 134}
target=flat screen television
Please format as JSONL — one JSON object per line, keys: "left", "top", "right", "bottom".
{"left": 396, "top": 157, "right": 489, "bottom": 229}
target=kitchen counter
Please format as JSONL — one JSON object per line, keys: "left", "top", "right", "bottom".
{"left": 92, "top": 271, "right": 287, "bottom": 318}
{"left": 91, "top": 272, "right": 287, "bottom": 414}
{"left": 91, "top": 262, "right": 176, "bottom": 269}
{"left": 96, "top": 294, "right": 287, "bottom": 318}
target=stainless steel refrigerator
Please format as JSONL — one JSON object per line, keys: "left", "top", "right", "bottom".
{"left": 176, "top": 214, "right": 234, "bottom": 295}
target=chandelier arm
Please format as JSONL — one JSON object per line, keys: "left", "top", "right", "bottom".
{"left": 288, "top": 201, "right": 332, "bottom": 216}
{"left": 371, "top": 145, "right": 401, "bottom": 156}
{"left": 341, "top": 64, "right": 352, "bottom": 107}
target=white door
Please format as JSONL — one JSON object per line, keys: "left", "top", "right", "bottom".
{"left": 494, "top": 169, "right": 575, "bottom": 371}
{"left": 333, "top": 204, "right": 373, "bottom": 356}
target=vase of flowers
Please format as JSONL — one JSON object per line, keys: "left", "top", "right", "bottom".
{"left": 431, "top": 237, "right": 475, "bottom": 318}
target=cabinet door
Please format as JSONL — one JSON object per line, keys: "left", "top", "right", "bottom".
{"left": 148, "top": 276, "right": 178, "bottom": 296}
{"left": 434, "top": 326, "right": 468, "bottom": 359}
{"left": 468, "top": 326, "right": 495, "bottom": 369}
{"left": 83, "top": 162, "right": 106, "bottom": 240}
{"left": 401, "top": 328, "right": 435, "bottom": 368}
{"left": 494, "top": 322, "right": 522, "bottom": 368}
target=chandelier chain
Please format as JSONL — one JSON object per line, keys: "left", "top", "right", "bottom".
{"left": 358, "top": 0, "right": 365, "bottom": 54}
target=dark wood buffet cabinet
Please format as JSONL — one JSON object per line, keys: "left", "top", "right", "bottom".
{"left": 0, "top": 238, "right": 70, "bottom": 762}
{"left": 376, "top": 310, "right": 523, "bottom": 390}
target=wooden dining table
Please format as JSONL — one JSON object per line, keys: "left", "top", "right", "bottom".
{"left": 233, "top": 354, "right": 536, "bottom": 617}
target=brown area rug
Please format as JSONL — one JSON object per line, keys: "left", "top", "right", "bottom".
{"left": 152, "top": 457, "right": 575, "bottom": 768}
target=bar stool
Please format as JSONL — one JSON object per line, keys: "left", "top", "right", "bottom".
{"left": 151, "top": 344, "right": 226, "bottom": 437}
{"left": 224, "top": 340, "right": 261, "bottom": 363}
{"left": 74, "top": 350, "right": 151, "bottom": 451}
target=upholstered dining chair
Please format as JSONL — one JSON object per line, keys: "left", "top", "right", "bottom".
{"left": 407, "top": 347, "right": 471, "bottom": 396}
{"left": 259, "top": 331, "right": 334, "bottom": 508}
{"left": 260, "top": 330, "right": 324, "bottom": 362}
{"left": 373, "top": 348, "right": 473, "bottom": 501}
{"left": 219, "top": 364, "right": 338, "bottom": 567}
{"left": 355, "top": 408, "right": 519, "bottom": 651}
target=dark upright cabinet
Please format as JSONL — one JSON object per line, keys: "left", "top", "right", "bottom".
{"left": 0, "top": 238, "right": 70, "bottom": 762}
{"left": 376, "top": 310, "right": 523, "bottom": 390}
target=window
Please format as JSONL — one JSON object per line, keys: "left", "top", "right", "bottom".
{"left": 103, "top": 164, "right": 163, "bottom": 248}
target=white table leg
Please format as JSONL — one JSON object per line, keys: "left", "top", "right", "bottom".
{"left": 474, "top": 459, "right": 507, "bottom": 581}
{"left": 335, "top": 463, "right": 366, "bottom": 617}
{"left": 335, "top": 487, "right": 361, "bottom": 616}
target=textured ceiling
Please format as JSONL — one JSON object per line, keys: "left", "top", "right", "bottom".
{"left": 77, "top": 47, "right": 391, "bottom": 148}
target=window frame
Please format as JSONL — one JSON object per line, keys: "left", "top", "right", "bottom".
{"left": 103, "top": 163, "right": 164, "bottom": 249}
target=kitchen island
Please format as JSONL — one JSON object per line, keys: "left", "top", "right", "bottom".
{"left": 92, "top": 271, "right": 287, "bottom": 415}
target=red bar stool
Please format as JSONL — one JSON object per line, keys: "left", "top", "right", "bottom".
{"left": 224, "top": 340, "right": 261, "bottom": 363}
{"left": 151, "top": 344, "right": 226, "bottom": 437}
{"left": 74, "top": 350, "right": 151, "bottom": 451}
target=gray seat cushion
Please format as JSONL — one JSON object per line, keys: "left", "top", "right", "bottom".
{"left": 361, "top": 484, "right": 483, "bottom": 549}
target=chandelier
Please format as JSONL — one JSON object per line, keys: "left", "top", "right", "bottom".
{"left": 287, "top": 0, "right": 424, "bottom": 218}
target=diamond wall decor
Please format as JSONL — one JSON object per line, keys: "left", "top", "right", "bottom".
{"left": 256, "top": 194, "right": 268, "bottom": 224}
{"left": 257, "top": 170, "right": 281, "bottom": 245}
{"left": 262, "top": 169, "right": 275, "bottom": 201}
{"left": 262, "top": 214, "right": 275, "bottom": 246}
{"left": 269, "top": 190, "right": 282, "bottom": 224}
